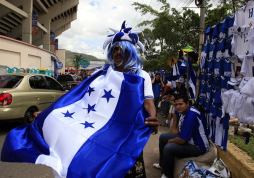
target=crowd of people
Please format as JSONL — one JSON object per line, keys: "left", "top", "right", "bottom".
{"left": 151, "top": 73, "right": 210, "bottom": 178}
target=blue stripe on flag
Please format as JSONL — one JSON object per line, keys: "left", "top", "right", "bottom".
{"left": 67, "top": 73, "right": 152, "bottom": 178}
{"left": 1, "top": 69, "right": 107, "bottom": 163}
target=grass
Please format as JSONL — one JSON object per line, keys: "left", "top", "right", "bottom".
{"left": 228, "top": 134, "right": 254, "bottom": 160}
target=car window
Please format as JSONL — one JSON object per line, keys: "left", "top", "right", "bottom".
{"left": 0, "top": 76, "right": 23, "bottom": 88}
{"left": 29, "top": 77, "right": 36, "bottom": 89}
{"left": 30, "top": 76, "right": 48, "bottom": 89}
{"left": 57, "top": 75, "right": 74, "bottom": 81}
{"left": 45, "top": 76, "right": 62, "bottom": 90}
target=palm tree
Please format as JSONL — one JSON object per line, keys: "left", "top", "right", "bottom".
{"left": 74, "top": 54, "right": 82, "bottom": 74}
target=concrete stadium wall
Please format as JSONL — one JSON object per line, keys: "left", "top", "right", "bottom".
{"left": 0, "top": 35, "right": 53, "bottom": 70}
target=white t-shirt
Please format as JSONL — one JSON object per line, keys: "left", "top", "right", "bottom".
{"left": 141, "top": 70, "right": 154, "bottom": 99}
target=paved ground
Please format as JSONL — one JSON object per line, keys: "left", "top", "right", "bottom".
{"left": 0, "top": 113, "right": 168, "bottom": 178}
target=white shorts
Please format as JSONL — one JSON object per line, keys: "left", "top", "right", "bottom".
{"left": 169, "top": 105, "right": 175, "bottom": 114}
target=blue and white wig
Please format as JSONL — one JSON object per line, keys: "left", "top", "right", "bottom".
{"left": 106, "top": 41, "right": 143, "bottom": 75}
{"left": 103, "top": 21, "right": 145, "bottom": 76}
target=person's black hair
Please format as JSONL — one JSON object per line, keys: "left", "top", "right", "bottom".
{"left": 155, "top": 73, "right": 161, "bottom": 76}
{"left": 174, "top": 94, "right": 189, "bottom": 103}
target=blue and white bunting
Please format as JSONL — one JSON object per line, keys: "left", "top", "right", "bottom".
{"left": 1, "top": 66, "right": 152, "bottom": 178}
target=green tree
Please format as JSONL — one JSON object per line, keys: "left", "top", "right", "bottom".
{"left": 74, "top": 54, "right": 82, "bottom": 74}
{"left": 133, "top": 0, "right": 200, "bottom": 72}
{"left": 138, "top": 28, "right": 158, "bottom": 60}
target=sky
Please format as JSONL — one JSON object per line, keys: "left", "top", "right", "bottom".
{"left": 57, "top": 0, "right": 201, "bottom": 60}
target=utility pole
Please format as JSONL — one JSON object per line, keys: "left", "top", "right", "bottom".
{"left": 196, "top": 0, "right": 206, "bottom": 99}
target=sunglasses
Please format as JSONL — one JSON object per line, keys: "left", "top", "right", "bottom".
{"left": 111, "top": 46, "right": 123, "bottom": 54}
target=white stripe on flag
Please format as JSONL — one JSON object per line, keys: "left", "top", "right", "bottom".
{"left": 36, "top": 67, "right": 124, "bottom": 177}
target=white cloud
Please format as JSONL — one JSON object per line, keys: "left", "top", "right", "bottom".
{"left": 58, "top": 0, "right": 198, "bottom": 59}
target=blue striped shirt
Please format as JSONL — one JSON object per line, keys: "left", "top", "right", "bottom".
{"left": 175, "top": 106, "right": 210, "bottom": 152}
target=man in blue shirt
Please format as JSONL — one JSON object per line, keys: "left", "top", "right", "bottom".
{"left": 173, "top": 76, "right": 187, "bottom": 96}
{"left": 152, "top": 73, "right": 165, "bottom": 112}
{"left": 153, "top": 95, "right": 210, "bottom": 178}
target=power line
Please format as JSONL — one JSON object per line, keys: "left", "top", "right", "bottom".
{"left": 179, "top": 0, "right": 194, "bottom": 13}
{"left": 175, "top": 0, "right": 187, "bottom": 10}
{"left": 135, "top": 0, "right": 154, "bottom": 28}
{"left": 131, "top": 0, "right": 145, "bottom": 26}
{"left": 178, "top": 0, "right": 192, "bottom": 12}
{"left": 146, "top": 2, "right": 161, "bottom": 22}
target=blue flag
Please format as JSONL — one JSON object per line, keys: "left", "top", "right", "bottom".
{"left": 188, "top": 59, "right": 197, "bottom": 99}
{"left": 1, "top": 66, "right": 152, "bottom": 178}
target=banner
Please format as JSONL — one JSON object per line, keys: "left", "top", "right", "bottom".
{"left": 50, "top": 30, "right": 55, "bottom": 45}
{"left": 54, "top": 39, "right": 58, "bottom": 50}
{"left": 32, "top": 13, "right": 38, "bottom": 34}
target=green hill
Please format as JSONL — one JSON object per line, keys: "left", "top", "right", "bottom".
{"left": 65, "top": 50, "right": 106, "bottom": 68}
{"left": 65, "top": 50, "right": 105, "bottom": 61}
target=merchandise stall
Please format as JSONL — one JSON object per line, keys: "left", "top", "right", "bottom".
{"left": 197, "top": 0, "right": 254, "bottom": 151}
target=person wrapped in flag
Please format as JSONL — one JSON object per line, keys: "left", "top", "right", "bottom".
{"left": 1, "top": 21, "right": 159, "bottom": 178}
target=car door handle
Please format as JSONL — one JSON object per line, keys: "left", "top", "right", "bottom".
{"left": 52, "top": 96, "right": 55, "bottom": 99}
{"left": 35, "top": 96, "right": 40, "bottom": 100}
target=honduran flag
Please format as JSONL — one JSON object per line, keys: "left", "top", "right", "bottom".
{"left": 1, "top": 66, "right": 152, "bottom": 178}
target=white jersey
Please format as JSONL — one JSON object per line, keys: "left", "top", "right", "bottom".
{"left": 240, "top": 77, "right": 254, "bottom": 97}
{"left": 141, "top": 70, "right": 154, "bottom": 99}
{"left": 234, "top": 1, "right": 254, "bottom": 29}
{"left": 239, "top": 77, "right": 252, "bottom": 89}
{"left": 241, "top": 54, "right": 254, "bottom": 77}
{"left": 231, "top": 27, "right": 252, "bottom": 56}
{"left": 230, "top": 55, "right": 243, "bottom": 78}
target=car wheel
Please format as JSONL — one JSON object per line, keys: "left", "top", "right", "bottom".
{"left": 23, "top": 107, "right": 38, "bottom": 124}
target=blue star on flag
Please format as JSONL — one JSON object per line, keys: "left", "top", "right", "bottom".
{"left": 101, "top": 89, "right": 115, "bottom": 103}
{"left": 62, "top": 110, "right": 75, "bottom": 118}
{"left": 86, "top": 86, "right": 95, "bottom": 96}
{"left": 81, "top": 121, "right": 95, "bottom": 129}
{"left": 84, "top": 104, "right": 96, "bottom": 114}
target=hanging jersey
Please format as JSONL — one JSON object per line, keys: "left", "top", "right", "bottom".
{"left": 200, "top": 80, "right": 207, "bottom": 96}
{"left": 199, "top": 72, "right": 207, "bottom": 82}
{"left": 231, "top": 27, "right": 251, "bottom": 56}
{"left": 213, "top": 19, "right": 227, "bottom": 40}
{"left": 205, "top": 27, "right": 211, "bottom": 44}
{"left": 215, "top": 106, "right": 224, "bottom": 147}
{"left": 211, "top": 87, "right": 219, "bottom": 103}
{"left": 221, "top": 76, "right": 232, "bottom": 91}
{"left": 207, "top": 73, "right": 213, "bottom": 85}
{"left": 239, "top": 77, "right": 252, "bottom": 89}
{"left": 210, "top": 58, "right": 222, "bottom": 76}
{"left": 210, "top": 102, "right": 217, "bottom": 117}
{"left": 214, "top": 89, "right": 222, "bottom": 106}
{"left": 223, "top": 14, "right": 235, "bottom": 37}
{"left": 205, "top": 99, "right": 210, "bottom": 112}
{"left": 234, "top": 2, "right": 254, "bottom": 29}
{"left": 205, "top": 26, "right": 216, "bottom": 43}
{"left": 221, "top": 37, "right": 232, "bottom": 58}
{"left": 208, "top": 42, "right": 216, "bottom": 61}
{"left": 206, "top": 84, "right": 212, "bottom": 101}
{"left": 230, "top": 55, "right": 243, "bottom": 78}
{"left": 200, "top": 44, "right": 209, "bottom": 73}
{"left": 220, "top": 57, "right": 232, "bottom": 77}
{"left": 213, "top": 75, "right": 220, "bottom": 87}
{"left": 241, "top": 54, "right": 254, "bottom": 77}
{"left": 215, "top": 39, "right": 224, "bottom": 59}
